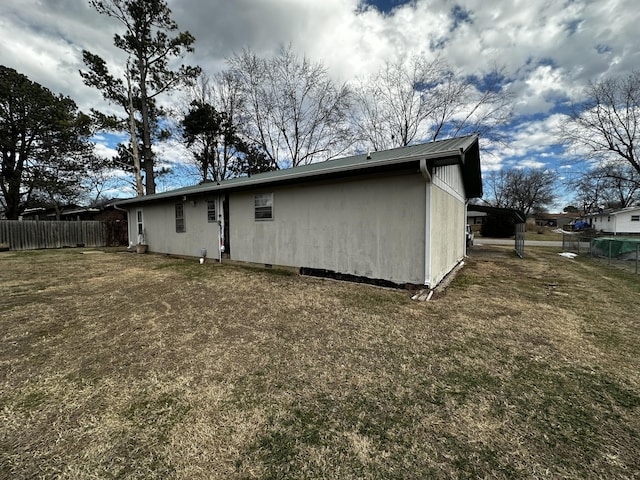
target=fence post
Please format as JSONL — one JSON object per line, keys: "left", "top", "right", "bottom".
{"left": 577, "top": 234, "right": 581, "bottom": 254}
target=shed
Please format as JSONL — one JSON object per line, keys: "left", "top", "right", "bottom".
{"left": 116, "top": 135, "right": 483, "bottom": 288}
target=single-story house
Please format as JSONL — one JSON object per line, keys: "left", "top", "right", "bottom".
{"left": 584, "top": 206, "right": 640, "bottom": 235}
{"left": 534, "top": 213, "right": 577, "bottom": 229}
{"left": 20, "top": 203, "right": 127, "bottom": 223}
{"left": 116, "top": 135, "right": 483, "bottom": 288}
{"left": 467, "top": 210, "right": 487, "bottom": 227}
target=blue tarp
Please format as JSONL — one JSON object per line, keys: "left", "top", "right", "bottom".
{"left": 573, "top": 221, "right": 590, "bottom": 230}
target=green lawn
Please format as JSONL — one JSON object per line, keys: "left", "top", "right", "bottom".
{"left": 1, "top": 247, "right": 639, "bottom": 479}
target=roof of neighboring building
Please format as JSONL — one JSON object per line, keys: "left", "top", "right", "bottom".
{"left": 535, "top": 213, "right": 579, "bottom": 219}
{"left": 116, "top": 135, "right": 482, "bottom": 206}
{"left": 467, "top": 204, "right": 526, "bottom": 223}
{"left": 584, "top": 206, "right": 640, "bottom": 217}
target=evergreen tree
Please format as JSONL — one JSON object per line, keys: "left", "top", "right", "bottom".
{"left": 81, "top": 0, "right": 200, "bottom": 195}
{"left": 0, "top": 66, "right": 94, "bottom": 219}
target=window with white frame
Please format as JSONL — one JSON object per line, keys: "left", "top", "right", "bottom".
{"left": 632, "top": 215, "right": 640, "bottom": 222}
{"left": 207, "top": 201, "right": 216, "bottom": 223}
{"left": 136, "top": 209, "right": 144, "bottom": 235}
{"left": 254, "top": 193, "right": 273, "bottom": 220}
{"left": 175, "top": 203, "right": 185, "bottom": 232}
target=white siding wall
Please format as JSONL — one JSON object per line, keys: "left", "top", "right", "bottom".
{"left": 591, "top": 214, "right": 610, "bottom": 231}
{"left": 614, "top": 210, "right": 640, "bottom": 234}
{"left": 229, "top": 172, "right": 427, "bottom": 284}
{"left": 592, "top": 211, "right": 640, "bottom": 234}
{"left": 428, "top": 164, "right": 466, "bottom": 286}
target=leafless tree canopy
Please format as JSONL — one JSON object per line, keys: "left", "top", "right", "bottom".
{"left": 560, "top": 71, "right": 640, "bottom": 176}
{"left": 226, "top": 46, "right": 354, "bottom": 168}
{"left": 570, "top": 162, "right": 640, "bottom": 212}
{"left": 483, "top": 168, "right": 557, "bottom": 216}
{"left": 351, "top": 56, "right": 513, "bottom": 151}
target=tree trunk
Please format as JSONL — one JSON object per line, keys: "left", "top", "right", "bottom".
{"left": 126, "top": 69, "right": 144, "bottom": 196}
{"left": 138, "top": 57, "right": 156, "bottom": 195}
{"left": 5, "top": 177, "right": 22, "bottom": 220}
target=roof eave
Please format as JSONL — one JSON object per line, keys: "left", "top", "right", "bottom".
{"left": 116, "top": 149, "right": 470, "bottom": 207}
{"left": 116, "top": 135, "right": 482, "bottom": 206}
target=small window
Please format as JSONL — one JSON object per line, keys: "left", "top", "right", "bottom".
{"left": 136, "top": 210, "right": 144, "bottom": 235}
{"left": 175, "top": 203, "right": 185, "bottom": 232}
{"left": 254, "top": 193, "right": 273, "bottom": 220}
{"left": 207, "top": 201, "right": 217, "bottom": 223}
{"left": 632, "top": 215, "right": 640, "bottom": 222}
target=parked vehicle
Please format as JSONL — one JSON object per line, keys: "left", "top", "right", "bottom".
{"left": 466, "top": 225, "right": 474, "bottom": 247}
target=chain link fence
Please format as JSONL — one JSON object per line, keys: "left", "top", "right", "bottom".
{"left": 563, "top": 230, "right": 640, "bottom": 274}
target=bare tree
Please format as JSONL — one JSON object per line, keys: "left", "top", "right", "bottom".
{"left": 559, "top": 71, "right": 640, "bottom": 177}
{"left": 483, "top": 170, "right": 512, "bottom": 210}
{"left": 351, "top": 57, "right": 445, "bottom": 151}
{"left": 227, "top": 46, "right": 353, "bottom": 168}
{"left": 483, "top": 168, "right": 557, "bottom": 216}
{"left": 570, "top": 162, "right": 640, "bottom": 212}
{"left": 352, "top": 56, "right": 513, "bottom": 151}
{"left": 180, "top": 72, "right": 254, "bottom": 182}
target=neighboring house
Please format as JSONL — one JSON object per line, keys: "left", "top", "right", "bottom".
{"left": 534, "top": 213, "right": 577, "bottom": 229}
{"left": 467, "top": 210, "right": 487, "bottom": 227}
{"left": 584, "top": 206, "right": 640, "bottom": 235}
{"left": 116, "top": 135, "right": 483, "bottom": 288}
{"left": 20, "top": 204, "right": 126, "bottom": 222}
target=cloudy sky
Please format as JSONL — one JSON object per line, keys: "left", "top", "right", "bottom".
{"left": 1, "top": 0, "right": 639, "bottom": 205}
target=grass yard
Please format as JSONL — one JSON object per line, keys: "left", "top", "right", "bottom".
{"left": 1, "top": 247, "right": 639, "bottom": 479}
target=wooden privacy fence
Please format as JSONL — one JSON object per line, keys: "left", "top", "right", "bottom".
{"left": 0, "top": 221, "right": 108, "bottom": 251}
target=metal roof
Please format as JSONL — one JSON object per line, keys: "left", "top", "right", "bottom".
{"left": 116, "top": 134, "right": 482, "bottom": 206}
{"left": 584, "top": 206, "right": 640, "bottom": 217}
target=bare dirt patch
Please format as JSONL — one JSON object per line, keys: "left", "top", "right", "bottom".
{"left": 1, "top": 247, "right": 639, "bottom": 479}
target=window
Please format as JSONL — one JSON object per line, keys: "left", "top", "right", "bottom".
{"left": 207, "top": 201, "right": 217, "bottom": 223}
{"left": 632, "top": 215, "right": 640, "bottom": 222}
{"left": 175, "top": 203, "right": 185, "bottom": 232}
{"left": 254, "top": 193, "right": 273, "bottom": 220}
{"left": 136, "top": 210, "right": 144, "bottom": 235}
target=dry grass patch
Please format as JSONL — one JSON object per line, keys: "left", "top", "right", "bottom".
{"left": 1, "top": 247, "right": 639, "bottom": 479}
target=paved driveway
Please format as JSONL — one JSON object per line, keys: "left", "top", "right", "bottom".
{"left": 474, "top": 238, "right": 562, "bottom": 247}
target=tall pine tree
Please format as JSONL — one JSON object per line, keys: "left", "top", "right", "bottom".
{"left": 81, "top": 0, "right": 200, "bottom": 195}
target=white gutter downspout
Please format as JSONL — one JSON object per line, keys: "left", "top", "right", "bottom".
{"left": 420, "top": 159, "right": 432, "bottom": 287}
{"left": 460, "top": 147, "right": 468, "bottom": 256}
{"left": 217, "top": 195, "right": 224, "bottom": 262}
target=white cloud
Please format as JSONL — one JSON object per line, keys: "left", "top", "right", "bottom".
{"left": 93, "top": 142, "right": 119, "bottom": 160}
{"left": 515, "top": 159, "right": 546, "bottom": 169}
{"left": 1, "top": 0, "right": 638, "bottom": 196}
